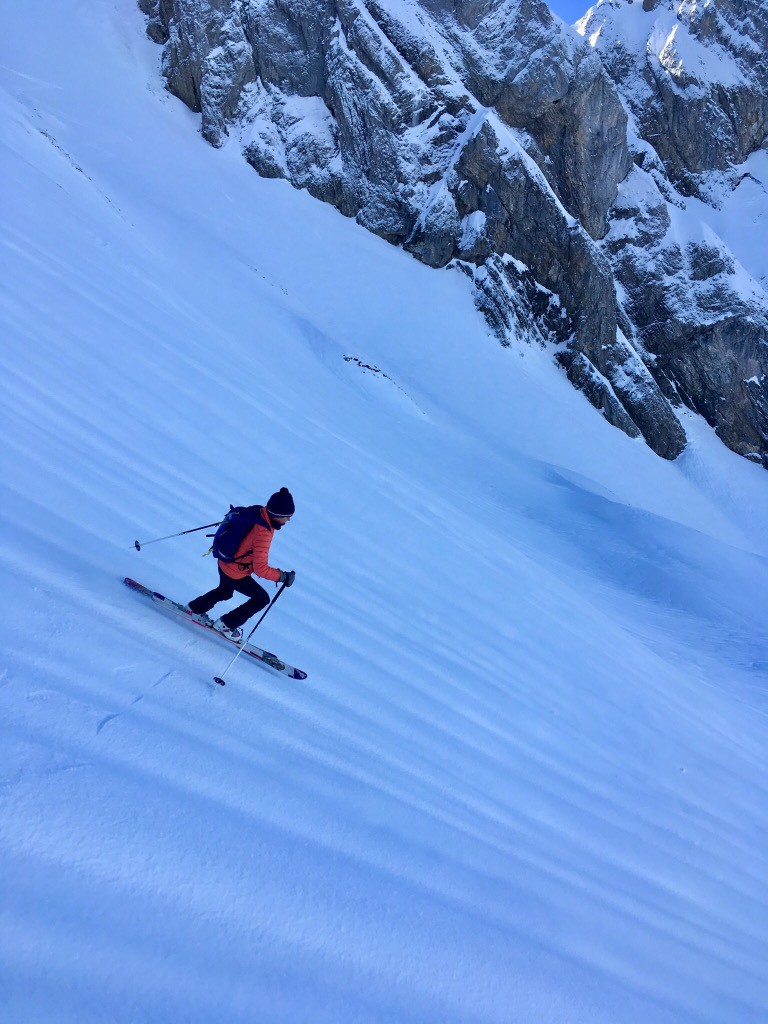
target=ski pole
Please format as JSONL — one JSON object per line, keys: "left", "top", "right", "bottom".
{"left": 133, "top": 522, "right": 221, "bottom": 551}
{"left": 213, "top": 583, "right": 287, "bottom": 687}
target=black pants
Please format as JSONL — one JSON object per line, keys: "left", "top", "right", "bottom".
{"left": 188, "top": 568, "right": 270, "bottom": 630}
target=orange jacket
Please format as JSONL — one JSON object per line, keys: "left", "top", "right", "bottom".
{"left": 219, "top": 506, "right": 282, "bottom": 582}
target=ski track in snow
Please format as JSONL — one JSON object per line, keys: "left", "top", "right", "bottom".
{"left": 1, "top": 2, "right": 768, "bottom": 1022}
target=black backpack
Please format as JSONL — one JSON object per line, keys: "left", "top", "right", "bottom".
{"left": 211, "top": 505, "right": 267, "bottom": 563}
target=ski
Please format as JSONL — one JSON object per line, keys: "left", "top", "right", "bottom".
{"left": 123, "top": 577, "right": 307, "bottom": 680}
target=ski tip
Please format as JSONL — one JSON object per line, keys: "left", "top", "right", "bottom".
{"left": 294, "top": 670, "right": 308, "bottom": 680}
{"left": 213, "top": 676, "right": 226, "bottom": 687}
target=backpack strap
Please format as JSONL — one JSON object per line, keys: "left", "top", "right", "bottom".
{"left": 232, "top": 506, "right": 271, "bottom": 570}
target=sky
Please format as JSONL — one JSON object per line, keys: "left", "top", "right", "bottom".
{"left": 2, "top": 0, "right": 768, "bottom": 1022}
{"left": 546, "top": 0, "right": 591, "bottom": 25}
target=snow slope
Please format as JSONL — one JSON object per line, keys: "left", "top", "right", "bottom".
{"left": 687, "top": 148, "right": 768, "bottom": 290}
{"left": 1, "top": 2, "right": 768, "bottom": 1022}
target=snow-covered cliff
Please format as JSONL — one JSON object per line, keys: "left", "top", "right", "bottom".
{"left": 139, "top": 0, "right": 767, "bottom": 468}
{"left": 580, "top": 0, "right": 768, "bottom": 464}
{"left": 578, "top": 0, "right": 768, "bottom": 199}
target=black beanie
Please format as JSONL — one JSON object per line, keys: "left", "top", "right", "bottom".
{"left": 266, "top": 487, "right": 295, "bottom": 517}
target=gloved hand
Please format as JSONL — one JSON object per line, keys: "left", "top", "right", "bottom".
{"left": 278, "top": 569, "right": 296, "bottom": 587}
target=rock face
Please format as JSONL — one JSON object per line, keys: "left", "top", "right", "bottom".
{"left": 579, "top": 0, "right": 768, "bottom": 465}
{"left": 603, "top": 162, "right": 768, "bottom": 462}
{"left": 578, "top": 0, "right": 768, "bottom": 199}
{"left": 139, "top": 0, "right": 768, "bottom": 468}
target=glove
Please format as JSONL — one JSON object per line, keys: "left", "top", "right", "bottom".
{"left": 278, "top": 569, "right": 296, "bottom": 587}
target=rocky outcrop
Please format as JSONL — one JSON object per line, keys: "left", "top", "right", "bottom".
{"left": 138, "top": 0, "right": 767, "bottom": 468}
{"left": 578, "top": 0, "right": 768, "bottom": 467}
{"left": 578, "top": 0, "right": 768, "bottom": 200}
{"left": 605, "top": 163, "right": 768, "bottom": 461}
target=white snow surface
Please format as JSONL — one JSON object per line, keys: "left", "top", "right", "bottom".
{"left": 578, "top": 0, "right": 756, "bottom": 99}
{"left": 2, "top": 2, "right": 768, "bottom": 1023}
{"left": 687, "top": 149, "right": 768, "bottom": 289}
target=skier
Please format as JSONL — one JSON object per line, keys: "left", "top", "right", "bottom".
{"left": 187, "top": 487, "right": 296, "bottom": 641}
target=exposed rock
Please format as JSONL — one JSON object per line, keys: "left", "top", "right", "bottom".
{"left": 138, "top": 0, "right": 169, "bottom": 43}
{"left": 605, "top": 165, "right": 768, "bottom": 464}
{"left": 579, "top": 0, "right": 768, "bottom": 468}
{"left": 560, "top": 350, "right": 642, "bottom": 441}
{"left": 578, "top": 0, "right": 768, "bottom": 199}
{"left": 393, "top": 0, "right": 633, "bottom": 238}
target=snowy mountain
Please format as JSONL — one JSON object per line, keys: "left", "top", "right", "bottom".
{"left": 577, "top": 0, "right": 768, "bottom": 199}
{"left": 140, "top": 0, "right": 768, "bottom": 469}
{"left": 2, "top": 1, "right": 768, "bottom": 1022}
{"left": 579, "top": 0, "right": 768, "bottom": 467}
